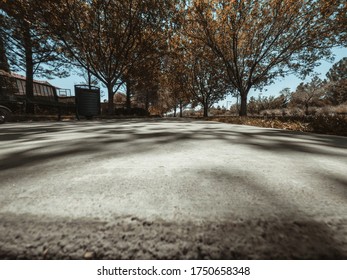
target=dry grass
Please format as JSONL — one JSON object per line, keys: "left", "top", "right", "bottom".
{"left": 205, "top": 115, "right": 347, "bottom": 136}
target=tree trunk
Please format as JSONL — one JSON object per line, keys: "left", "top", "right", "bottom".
{"left": 145, "top": 91, "right": 149, "bottom": 112}
{"left": 239, "top": 91, "right": 248, "bottom": 116}
{"left": 87, "top": 66, "right": 92, "bottom": 89}
{"left": 126, "top": 79, "right": 131, "bottom": 112}
{"left": 179, "top": 99, "right": 183, "bottom": 118}
{"left": 0, "top": 36, "right": 16, "bottom": 96}
{"left": 24, "top": 24, "right": 35, "bottom": 114}
{"left": 107, "top": 84, "right": 114, "bottom": 114}
{"left": 0, "top": 36, "right": 10, "bottom": 72}
{"left": 173, "top": 105, "right": 177, "bottom": 117}
{"left": 203, "top": 103, "right": 208, "bottom": 117}
{"left": 236, "top": 94, "right": 239, "bottom": 114}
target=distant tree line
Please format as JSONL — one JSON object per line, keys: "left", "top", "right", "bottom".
{"left": 0, "top": 0, "right": 346, "bottom": 116}
{"left": 242, "top": 57, "right": 347, "bottom": 116}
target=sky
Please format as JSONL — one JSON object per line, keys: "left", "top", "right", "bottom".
{"left": 47, "top": 47, "right": 347, "bottom": 107}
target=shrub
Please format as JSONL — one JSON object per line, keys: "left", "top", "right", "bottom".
{"left": 307, "top": 106, "right": 318, "bottom": 116}
{"left": 316, "top": 106, "right": 335, "bottom": 116}
{"left": 271, "top": 109, "right": 282, "bottom": 116}
{"left": 281, "top": 109, "right": 290, "bottom": 116}
{"left": 114, "top": 107, "right": 149, "bottom": 116}
{"left": 290, "top": 107, "right": 305, "bottom": 117}
{"left": 309, "top": 115, "right": 347, "bottom": 136}
{"left": 335, "top": 103, "right": 347, "bottom": 114}
{"left": 182, "top": 109, "right": 196, "bottom": 117}
{"left": 260, "top": 110, "right": 271, "bottom": 117}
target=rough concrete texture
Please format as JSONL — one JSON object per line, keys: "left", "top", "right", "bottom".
{"left": 0, "top": 119, "right": 346, "bottom": 259}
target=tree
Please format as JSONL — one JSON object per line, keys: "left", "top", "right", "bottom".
{"left": 185, "top": 45, "right": 230, "bottom": 117}
{"left": 185, "top": 0, "right": 346, "bottom": 116}
{"left": 122, "top": 31, "right": 167, "bottom": 113}
{"left": 291, "top": 76, "right": 325, "bottom": 114}
{"left": 334, "top": 1, "right": 347, "bottom": 47}
{"left": 153, "top": 83, "right": 175, "bottom": 116}
{"left": 38, "top": 0, "right": 176, "bottom": 114}
{"left": 77, "top": 67, "right": 99, "bottom": 90}
{"left": 274, "top": 88, "right": 291, "bottom": 109}
{"left": 325, "top": 57, "right": 347, "bottom": 105}
{"left": 131, "top": 58, "right": 161, "bottom": 113}
{"left": 0, "top": 0, "right": 69, "bottom": 113}
{"left": 163, "top": 45, "right": 192, "bottom": 117}
{"left": 167, "top": 17, "right": 230, "bottom": 118}
{"left": 326, "top": 57, "right": 347, "bottom": 82}
{"left": 0, "top": 17, "right": 16, "bottom": 97}
{"left": 247, "top": 96, "right": 258, "bottom": 115}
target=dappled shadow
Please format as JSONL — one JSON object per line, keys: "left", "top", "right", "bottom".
{"left": 0, "top": 212, "right": 345, "bottom": 259}
{"left": 1, "top": 119, "right": 346, "bottom": 173}
{"left": 317, "top": 174, "right": 347, "bottom": 200}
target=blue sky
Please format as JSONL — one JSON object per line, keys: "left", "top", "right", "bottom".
{"left": 48, "top": 47, "right": 347, "bottom": 106}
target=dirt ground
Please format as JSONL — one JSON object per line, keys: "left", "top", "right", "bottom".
{"left": 0, "top": 213, "right": 346, "bottom": 260}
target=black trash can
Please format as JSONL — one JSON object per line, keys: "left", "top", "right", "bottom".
{"left": 75, "top": 85, "right": 100, "bottom": 119}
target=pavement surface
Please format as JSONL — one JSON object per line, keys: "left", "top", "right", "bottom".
{"left": 0, "top": 118, "right": 346, "bottom": 259}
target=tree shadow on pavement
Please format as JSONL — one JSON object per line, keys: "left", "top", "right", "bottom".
{"left": 1, "top": 119, "right": 346, "bottom": 172}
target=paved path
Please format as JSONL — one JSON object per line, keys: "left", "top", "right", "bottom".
{"left": 0, "top": 119, "right": 346, "bottom": 259}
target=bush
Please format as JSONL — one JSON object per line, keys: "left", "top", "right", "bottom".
{"left": 316, "top": 106, "right": 335, "bottom": 116}
{"left": 182, "top": 109, "right": 196, "bottom": 117}
{"left": 309, "top": 115, "right": 347, "bottom": 136}
{"left": 114, "top": 107, "right": 149, "bottom": 116}
{"left": 290, "top": 107, "right": 305, "bottom": 117}
{"left": 281, "top": 109, "right": 290, "bottom": 116}
{"left": 307, "top": 107, "right": 318, "bottom": 116}
{"left": 334, "top": 103, "right": 347, "bottom": 114}
{"left": 271, "top": 109, "right": 282, "bottom": 116}
{"left": 261, "top": 110, "right": 271, "bottom": 117}
{"left": 206, "top": 114, "right": 347, "bottom": 136}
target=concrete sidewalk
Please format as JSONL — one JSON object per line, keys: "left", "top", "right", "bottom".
{"left": 0, "top": 119, "right": 346, "bottom": 259}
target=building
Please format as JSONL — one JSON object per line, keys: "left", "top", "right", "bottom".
{"left": 0, "top": 70, "right": 74, "bottom": 120}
